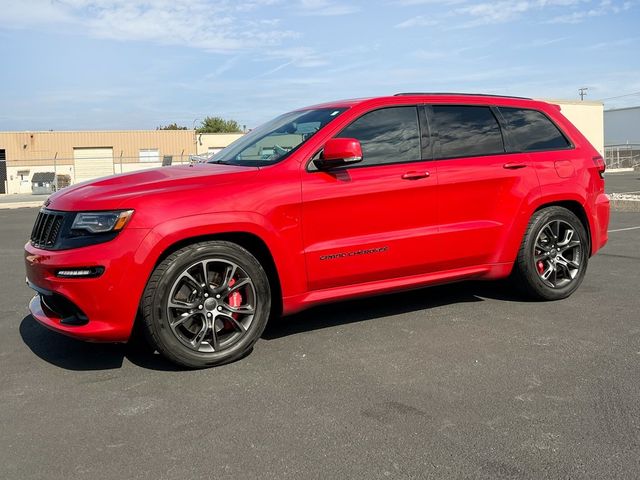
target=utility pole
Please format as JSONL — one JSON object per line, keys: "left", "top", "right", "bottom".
{"left": 579, "top": 87, "right": 588, "bottom": 101}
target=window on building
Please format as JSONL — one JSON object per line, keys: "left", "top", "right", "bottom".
{"left": 139, "top": 149, "right": 160, "bottom": 163}
{"left": 336, "top": 107, "right": 421, "bottom": 166}
{"left": 431, "top": 105, "right": 505, "bottom": 159}
{"left": 498, "top": 107, "right": 571, "bottom": 152}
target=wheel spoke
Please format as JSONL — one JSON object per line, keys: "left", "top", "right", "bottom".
{"left": 222, "top": 264, "right": 238, "bottom": 289}
{"left": 224, "top": 303, "right": 255, "bottom": 315}
{"left": 228, "top": 278, "right": 250, "bottom": 294}
{"left": 210, "top": 323, "right": 220, "bottom": 351}
{"left": 222, "top": 314, "right": 247, "bottom": 333}
{"left": 559, "top": 240, "right": 580, "bottom": 253}
{"left": 541, "top": 264, "right": 554, "bottom": 281}
{"left": 557, "top": 228, "right": 574, "bottom": 247}
{"left": 190, "top": 321, "right": 208, "bottom": 350}
{"left": 171, "top": 312, "right": 199, "bottom": 328}
{"left": 558, "top": 255, "right": 579, "bottom": 270}
{"left": 551, "top": 220, "right": 560, "bottom": 241}
{"left": 180, "top": 271, "right": 202, "bottom": 291}
{"left": 199, "top": 260, "right": 209, "bottom": 289}
{"left": 168, "top": 299, "right": 196, "bottom": 310}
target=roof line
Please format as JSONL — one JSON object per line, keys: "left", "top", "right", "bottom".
{"left": 393, "top": 92, "right": 532, "bottom": 100}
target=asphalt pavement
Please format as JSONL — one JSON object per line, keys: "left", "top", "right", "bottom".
{"left": 1, "top": 208, "right": 639, "bottom": 480}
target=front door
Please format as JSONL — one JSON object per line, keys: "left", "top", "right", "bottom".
{"left": 301, "top": 106, "right": 440, "bottom": 291}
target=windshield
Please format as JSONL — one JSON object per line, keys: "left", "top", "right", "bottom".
{"left": 208, "top": 107, "right": 347, "bottom": 166}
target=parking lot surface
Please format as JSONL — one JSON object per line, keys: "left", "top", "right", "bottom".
{"left": 1, "top": 207, "right": 639, "bottom": 480}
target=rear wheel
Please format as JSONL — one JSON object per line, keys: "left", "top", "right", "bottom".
{"left": 141, "top": 241, "right": 271, "bottom": 368}
{"left": 512, "top": 206, "right": 589, "bottom": 300}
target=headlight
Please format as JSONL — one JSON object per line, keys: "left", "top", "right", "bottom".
{"left": 71, "top": 210, "right": 134, "bottom": 234}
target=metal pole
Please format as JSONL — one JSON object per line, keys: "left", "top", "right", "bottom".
{"left": 53, "top": 152, "right": 58, "bottom": 191}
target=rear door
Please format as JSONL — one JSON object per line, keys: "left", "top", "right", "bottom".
{"left": 301, "top": 105, "right": 440, "bottom": 291}
{"left": 428, "top": 104, "right": 540, "bottom": 268}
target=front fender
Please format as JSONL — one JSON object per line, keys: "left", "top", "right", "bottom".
{"left": 134, "top": 211, "right": 307, "bottom": 301}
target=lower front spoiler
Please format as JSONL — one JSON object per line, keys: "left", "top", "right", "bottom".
{"left": 28, "top": 294, "right": 129, "bottom": 343}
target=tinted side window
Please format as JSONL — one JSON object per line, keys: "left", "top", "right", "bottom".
{"left": 337, "top": 107, "right": 420, "bottom": 166}
{"left": 499, "top": 107, "right": 570, "bottom": 152}
{"left": 431, "top": 106, "right": 504, "bottom": 159}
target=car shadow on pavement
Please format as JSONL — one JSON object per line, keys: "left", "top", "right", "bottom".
{"left": 19, "top": 280, "right": 528, "bottom": 371}
{"left": 262, "top": 279, "right": 531, "bottom": 340}
{"left": 19, "top": 315, "right": 182, "bottom": 372}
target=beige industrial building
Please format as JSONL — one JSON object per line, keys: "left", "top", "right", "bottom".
{"left": 0, "top": 99, "right": 604, "bottom": 195}
{"left": 0, "top": 130, "right": 243, "bottom": 194}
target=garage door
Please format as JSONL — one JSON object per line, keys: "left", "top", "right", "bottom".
{"left": 73, "top": 147, "right": 114, "bottom": 183}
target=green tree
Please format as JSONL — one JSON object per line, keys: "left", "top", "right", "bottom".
{"left": 196, "top": 116, "right": 242, "bottom": 133}
{"left": 156, "top": 123, "right": 188, "bottom": 130}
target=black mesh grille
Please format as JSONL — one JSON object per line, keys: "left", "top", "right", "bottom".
{"left": 30, "top": 210, "right": 65, "bottom": 249}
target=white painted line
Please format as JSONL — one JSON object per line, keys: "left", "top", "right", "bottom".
{"left": 608, "top": 226, "right": 640, "bottom": 233}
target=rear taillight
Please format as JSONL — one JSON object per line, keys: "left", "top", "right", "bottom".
{"left": 592, "top": 155, "right": 605, "bottom": 178}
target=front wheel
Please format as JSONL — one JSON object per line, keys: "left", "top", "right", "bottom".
{"left": 141, "top": 241, "right": 271, "bottom": 368}
{"left": 512, "top": 206, "right": 589, "bottom": 301}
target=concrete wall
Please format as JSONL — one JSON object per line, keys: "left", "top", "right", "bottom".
{"left": 604, "top": 106, "right": 640, "bottom": 145}
{"left": 196, "top": 133, "right": 244, "bottom": 155}
{"left": 543, "top": 100, "right": 604, "bottom": 155}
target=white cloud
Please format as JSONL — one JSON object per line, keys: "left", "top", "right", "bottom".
{"left": 394, "top": 0, "right": 635, "bottom": 29}
{"left": 296, "top": 0, "right": 360, "bottom": 16}
{"left": 395, "top": 15, "right": 440, "bottom": 28}
{"left": 1, "top": 0, "right": 299, "bottom": 53}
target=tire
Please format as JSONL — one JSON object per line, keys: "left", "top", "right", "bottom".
{"left": 141, "top": 241, "right": 271, "bottom": 368}
{"left": 512, "top": 206, "right": 589, "bottom": 301}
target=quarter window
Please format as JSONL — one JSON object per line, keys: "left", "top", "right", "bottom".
{"left": 431, "top": 106, "right": 505, "bottom": 159}
{"left": 337, "top": 107, "right": 421, "bottom": 166}
{"left": 498, "top": 107, "right": 570, "bottom": 152}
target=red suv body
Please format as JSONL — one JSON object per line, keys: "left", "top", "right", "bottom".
{"left": 24, "top": 93, "right": 610, "bottom": 367}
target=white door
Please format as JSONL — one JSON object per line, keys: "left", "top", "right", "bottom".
{"left": 73, "top": 147, "right": 114, "bottom": 183}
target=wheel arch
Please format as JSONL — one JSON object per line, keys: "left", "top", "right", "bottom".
{"left": 151, "top": 231, "right": 284, "bottom": 317}
{"left": 533, "top": 199, "right": 591, "bottom": 252}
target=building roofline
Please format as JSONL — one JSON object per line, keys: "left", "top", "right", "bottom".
{"left": 0, "top": 130, "right": 244, "bottom": 135}
{"left": 604, "top": 105, "right": 640, "bottom": 113}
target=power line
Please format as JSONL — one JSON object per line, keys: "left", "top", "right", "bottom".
{"left": 600, "top": 91, "right": 640, "bottom": 101}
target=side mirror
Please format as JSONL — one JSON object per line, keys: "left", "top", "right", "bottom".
{"left": 314, "top": 138, "right": 363, "bottom": 170}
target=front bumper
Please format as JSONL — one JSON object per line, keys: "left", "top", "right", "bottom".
{"left": 25, "top": 228, "right": 150, "bottom": 342}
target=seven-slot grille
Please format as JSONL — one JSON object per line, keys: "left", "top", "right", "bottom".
{"left": 30, "top": 210, "right": 65, "bottom": 249}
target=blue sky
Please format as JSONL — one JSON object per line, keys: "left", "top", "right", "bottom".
{"left": 0, "top": 0, "right": 639, "bottom": 131}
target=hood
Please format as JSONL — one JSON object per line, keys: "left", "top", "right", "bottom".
{"left": 46, "top": 164, "right": 259, "bottom": 213}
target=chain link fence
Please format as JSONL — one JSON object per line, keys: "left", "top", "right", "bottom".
{"left": 5, "top": 153, "right": 197, "bottom": 195}
{"left": 604, "top": 144, "right": 640, "bottom": 170}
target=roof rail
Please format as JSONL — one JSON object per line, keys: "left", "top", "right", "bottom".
{"left": 393, "top": 92, "right": 532, "bottom": 100}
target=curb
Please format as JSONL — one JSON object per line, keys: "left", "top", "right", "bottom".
{"left": 0, "top": 201, "right": 43, "bottom": 210}
{"left": 610, "top": 199, "right": 640, "bottom": 212}
{"left": 609, "top": 193, "right": 640, "bottom": 212}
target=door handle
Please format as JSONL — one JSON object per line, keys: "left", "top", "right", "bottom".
{"left": 401, "top": 171, "right": 430, "bottom": 180}
{"left": 503, "top": 162, "right": 527, "bottom": 170}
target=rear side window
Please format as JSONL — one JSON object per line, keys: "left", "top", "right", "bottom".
{"left": 337, "top": 106, "right": 420, "bottom": 166}
{"left": 498, "top": 107, "right": 571, "bottom": 152}
{"left": 430, "top": 106, "right": 505, "bottom": 159}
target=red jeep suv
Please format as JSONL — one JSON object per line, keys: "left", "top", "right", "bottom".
{"left": 25, "top": 93, "right": 610, "bottom": 368}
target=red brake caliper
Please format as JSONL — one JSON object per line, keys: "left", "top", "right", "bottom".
{"left": 227, "top": 278, "right": 242, "bottom": 313}
{"left": 536, "top": 253, "right": 545, "bottom": 274}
